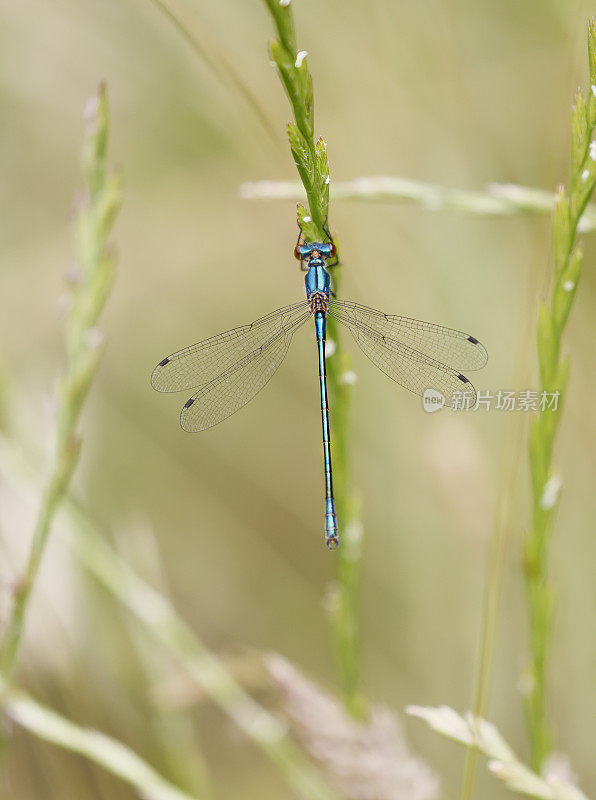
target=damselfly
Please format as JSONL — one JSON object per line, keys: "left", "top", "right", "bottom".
{"left": 152, "top": 238, "right": 487, "bottom": 550}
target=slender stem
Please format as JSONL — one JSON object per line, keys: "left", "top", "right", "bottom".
{"left": 147, "top": 0, "right": 277, "bottom": 143}
{"left": 523, "top": 19, "right": 596, "bottom": 772}
{"left": 240, "top": 176, "right": 596, "bottom": 229}
{"left": 0, "top": 432, "right": 340, "bottom": 800}
{"left": 408, "top": 704, "right": 590, "bottom": 800}
{"left": 73, "top": 519, "right": 340, "bottom": 800}
{"left": 0, "top": 84, "right": 121, "bottom": 684}
{"left": 460, "top": 20, "right": 596, "bottom": 788}
{"left": 263, "top": 0, "right": 365, "bottom": 718}
{"left": 262, "top": 0, "right": 328, "bottom": 239}
{"left": 460, "top": 232, "right": 543, "bottom": 800}
{"left": 460, "top": 409, "right": 529, "bottom": 800}
{"left": 1, "top": 678, "right": 200, "bottom": 800}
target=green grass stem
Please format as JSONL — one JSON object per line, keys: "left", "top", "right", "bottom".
{"left": 460, "top": 234, "right": 546, "bottom": 800}
{"left": 73, "top": 521, "right": 341, "bottom": 800}
{"left": 0, "top": 84, "right": 121, "bottom": 684}
{"left": 460, "top": 408, "right": 531, "bottom": 800}
{"left": 523, "top": 19, "right": 596, "bottom": 772}
{"left": 147, "top": 0, "right": 277, "bottom": 142}
{"left": 0, "top": 432, "right": 340, "bottom": 800}
{"left": 0, "top": 677, "right": 201, "bottom": 800}
{"left": 408, "top": 705, "right": 590, "bottom": 800}
{"left": 263, "top": 0, "right": 366, "bottom": 720}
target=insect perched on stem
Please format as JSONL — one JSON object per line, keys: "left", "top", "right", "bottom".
{"left": 152, "top": 231, "right": 487, "bottom": 550}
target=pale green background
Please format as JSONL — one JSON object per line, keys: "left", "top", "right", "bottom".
{"left": 1, "top": 0, "right": 595, "bottom": 797}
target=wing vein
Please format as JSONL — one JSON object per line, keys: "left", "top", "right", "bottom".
{"left": 329, "top": 299, "right": 487, "bottom": 371}
{"left": 328, "top": 306, "right": 478, "bottom": 406}
{"left": 152, "top": 301, "right": 310, "bottom": 393}
{"left": 179, "top": 311, "right": 310, "bottom": 431}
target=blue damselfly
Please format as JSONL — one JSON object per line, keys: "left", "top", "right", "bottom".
{"left": 152, "top": 238, "right": 487, "bottom": 550}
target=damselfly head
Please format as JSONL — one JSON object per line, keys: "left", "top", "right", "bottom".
{"left": 294, "top": 241, "right": 336, "bottom": 262}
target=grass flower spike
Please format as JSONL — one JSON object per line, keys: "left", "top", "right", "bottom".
{"left": 263, "top": 0, "right": 365, "bottom": 719}
{"left": 268, "top": 655, "right": 439, "bottom": 800}
{"left": 407, "top": 705, "right": 589, "bottom": 800}
{"left": 0, "top": 84, "right": 121, "bottom": 682}
{"left": 524, "top": 18, "right": 596, "bottom": 772}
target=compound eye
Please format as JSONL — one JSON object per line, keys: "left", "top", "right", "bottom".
{"left": 328, "top": 242, "right": 337, "bottom": 258}
{"left": 294, "top": 245, "right": 302, "bottom": 260}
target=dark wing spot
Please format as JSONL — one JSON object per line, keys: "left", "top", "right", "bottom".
{"left": 467, "top": 336, "right": 479, "bottom": 345}
{"left": 183, "top": 398, "right": 195, "bottom": 408}
{"left": 158, "top": 358, "right": 170, "bottom": 367}
{"left": 457, "top": 374, "right": 469, "bottom": 383}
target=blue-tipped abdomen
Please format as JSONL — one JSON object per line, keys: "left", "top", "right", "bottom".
{"left": 303, "top": 252, "right": 338, "bottom": 550}
{"left": 325, "top": 497, "right": 339, "bottom": 550}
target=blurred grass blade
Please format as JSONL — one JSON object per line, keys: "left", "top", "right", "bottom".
{"left": 0, "top": 83, "right": 121, "bottom": 684}
{"left": 268, "top": 655, "right": 439, "bottom": 800}
{"left": 148, "top": 0, "right": 277, "bottom": 143}
{"left": 240, "top": 177, "right": 596, "bottom": 229}
{"left": 460, "top": 21, "right": 596, "bottom": 797}
{"left": 460, "top": 403, "right": 531, "bottom": 800}
{"left": 69, "top": 515, "right": 340, "bottom": 800}
{"left": 458, "top": 20, "right": 596, "bottom": 799}
{"left": 114, "top": 525, "right": 213, "bottom": 798}
{"left": 1, "top": 680, "right": 200, "bottom": 800}
{"left": 0, "top": 430, "right": 339, "bottom": 800}
{"left": 408, "top": 705, "right": 589, "bottom": 800}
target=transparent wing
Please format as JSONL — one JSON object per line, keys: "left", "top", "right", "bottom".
{"left": 329, "top": 299, "right": 487, "bottom": 371}
{"left": 179, "top": 311, "right": 310, "bottom": 432}
{"left": 328, "top": 307, "right": 478, "bottom": 407}
{"left": 152, "top": 301, "right": 310, "bottom": 393}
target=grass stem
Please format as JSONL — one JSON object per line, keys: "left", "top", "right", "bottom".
{"left": 523, "top": 18, "right": 596, "bottom": 772}
{"left": 262, "top": 0, "right": 366, "bottom": 719}
{"left": 147, "top": 0, "right": 277, "bottom": 142}
{"left": 0, "top": 430, "right": 340, "bottom": 800}
{"left": 1, "top": 678, "right": 200, "bottom": 800}
{"left": 240, "top": 177, "right": 596, "bottom": 229}
{"left": 408, "top": 704, "right": 590, "bottom": 800}
{"left": 0, "top": 84, "right": 121, "bottom": 684}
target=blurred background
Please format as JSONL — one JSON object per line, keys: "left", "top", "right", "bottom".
{"left": 1, "top": 0, "right": 596, "bottom": 797}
